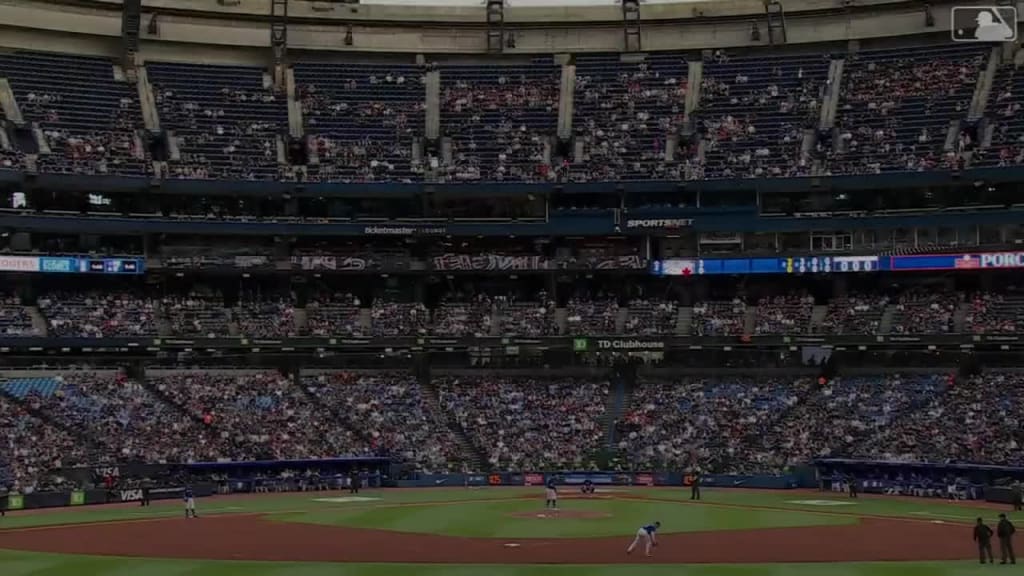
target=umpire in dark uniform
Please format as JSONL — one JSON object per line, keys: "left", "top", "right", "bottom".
{"left": 848, "top": 475, "right": 858, "bottom": 499}
{"left": 690, "top": 471, "right": 701, "bottom": 501}
{"left": 1012, "top": 483, "right": 1023, "bottom": 512}
{"left": 348, "top": 470, "right": 361, "bottom": 494}
{"left": 998, "top": 513, "right": 1016, "bottom": 564}
{"left": 975, "top": 517, "right": 995, "bottom": 564}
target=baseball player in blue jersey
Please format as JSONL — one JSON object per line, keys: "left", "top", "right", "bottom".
{"left": 545, "top": 476, "right": 558, "bottom": 509}
{"left": 184, "top": 486, "right": 197, "bottom": 518}
{"left": 626, "top": 521, "right": 660, "bottom": 556}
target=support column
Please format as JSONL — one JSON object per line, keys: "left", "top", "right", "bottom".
{"left": 622, "top": 0, "right": 641, "bottom": 53}
{"left": 271, "top": 0, "right": 288, "bottom": 93}
{"left": 486, "top": 0, "right": 504, "bottom": 54}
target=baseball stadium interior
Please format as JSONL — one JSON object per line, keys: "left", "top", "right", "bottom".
{"left": 1, "top": 0, "right": 1024, "bottom": 536}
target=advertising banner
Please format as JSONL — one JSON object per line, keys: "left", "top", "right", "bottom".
{"left": 433, "top": 254, "right": 550, "bottom": 272}
{"left": 0, "top": 256, "right": 39, "bottom": 272}
{"left": 6, "top": 494, "right": 23, "bottom": 510}
{"left": 634, "top": 474, "right": 654, "bottom": 486}
{"left": 119, "top": 489, "right": 144, "bottom": 502}
{"left": 524, "top": 473, "right": 544, "bottom": 486}
{"left": 69, "top": 490, "right": 85, "bottom": 506}
{"left": 292, "top": 256, "right": 375, "bottom": 271}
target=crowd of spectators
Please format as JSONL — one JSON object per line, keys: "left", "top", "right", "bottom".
{"left": 431, "top": 296, "right": 494, "bottom": 337}
{"left": 440, "top": 62, "right": 559, "bottom": 182}
{"left": 5, "top": 45, "right": 1024, "bottom": 182}
{"left": 754, "top": 295, "right": 813, "bottom": 335}
{"left": 963, "top": 292, "right": 1024, "bottom": 334}
{"left": 0, "top": 295, "right": 36, "bottom": 336}
{"left": 151, "top": 371, "right": 360, "bottom": 461}
{"left": 161, "top": 294, "right": 230, "bottom": 337}
{"left": 303, "top": 372, "right": 463, "bottom": 472}
{"left": 0, "top": 149, "right": 25, "bottom": 170}
{"left": 569, "top": 53, "right": 689, "bottom": 181}
{"left": 697, "top": 53, "right": 825, "bottom": 179}
{"left": 823, "top": 45, "right": 986, "bottom": 174}
{"left": 6, "top": 366, "right": 1024, "bottom": 484}
{"left": 38, "top": 292, "right": 157, "bottom": 338}
{"left": 819, "top": 294, "right": 889, "bottom": 335}
{"left": 625, "top": 299, "right": 678, "bottom": 335}
{"left": 306, "top": 293, "right": 364, "bottom": 336}
{"left": 236, "top": 297, "right": 297, "bottom": 338}
{"left": 858, "top": 373, "right": 1024, "bottom": 466}
{"left": 149, "top": 62, "right": 285, "bottom": 181}
{"left": 20, "top": 371, "right": 225, "bottom": 463}
{"left": 565, "top": 297, "right": 620, "bottom": 335}
{"left": 976, "top": 62, "right": 1024, "bottom": 168}
{"left": 295, "top": 65, "right": 424, "bottom": 183}
{"left": 437, "top": 376, "right": 608, "bottom": 470}
{"left": 0, "top": 394, "right": 95, "bottom": 492}
{"left": 751, "top": 374, "right": 946, "bottom": 470}
{"left": 371, "top": 302, "right": 429, "bottom": 337}
{"left": 691, "top": 300, "right": 747, "bottom": 336}
{"left": 617, "top": 376, "right": 806, "bottom": 473}
{"left": 889, "top": 289, "right": 960, "bottom": 334}
{"left": 0, "top": 51, "right": 148, "bottom": 177}
{"left": 496, "top": 295, "right": 557, "bottom": 336}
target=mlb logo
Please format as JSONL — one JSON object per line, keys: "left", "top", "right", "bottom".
{"left": 951, "top": 6, "right": 1018, "bottom": 42}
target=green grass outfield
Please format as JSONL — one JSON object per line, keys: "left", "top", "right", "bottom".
{"left": 0, "top": 487, "right": 1013, "bottom": 575}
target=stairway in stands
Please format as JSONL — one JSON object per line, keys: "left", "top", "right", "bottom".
{"left": 421, "top": 379, "right": 487, "bottom": 471}
{"left": 602, "top": 376, "right": 634, "bottom": 449}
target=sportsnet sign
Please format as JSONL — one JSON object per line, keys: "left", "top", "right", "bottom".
{"left": 624, "top": 218, "right": 693, "bottom": 231}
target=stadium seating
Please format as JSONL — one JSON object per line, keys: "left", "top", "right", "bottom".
{"left": 692, "top": 300, "right": 747, "bottom": 336}
{"left": 161, "top": 294, "right": 230, "bottom": 337}
{"left": 617, "top": 376, "right": 806, "bottom": 472}
{"left": 302, "top": 372, "right": 463, "bottom": 472}
{"left": 823, "top": 44, "right": 988, "bottom": 174}
{"left": 431, "top": 298, "right": 494, "bottom": 337}
{"left": 624, "top": 299, "right": 677, "bottom": 335}
{"left": 305, "top": 293, "right": 364, "bottom": 336}
{"left": 150, "top": 371, "right": 362, "bottom": 461}
{"left": 0, "top": 295, "right": 35, "bottom": 336}
{"left": 148, "top": 62, "right": 287, "bottom": 180}
{"left": 0, "top": 51, "right": 148, "bottom": 176}
{"left": 294, "top": 62, "right": 424, "bottom": 182}
{"left": 698, "top": 52, "right": 826, "bottom": 178}
{"left": 496, "top": 297, "right": 558, "bottom": 336}
{"left": 858, "top": 373, "right": 1024, "bottom": 466}
{"left": 437, "top": 375, "right": 608, "bottom": 470}
{"left": 964, "top": 292, "right": 1024, "bottom": 334}
{"left": 564, "top": 298, "right": 619, "bottom": 335}
{"left": 0, "top": 395, "right": 89, "bottom": 492}
{"left": 754, "top": 295, "right": 813, "bottom": 335}
{"left": 371, "top": 302, "right": 429, "bottom": 337}
{"left": 38, "top": 292, "right": 157, "bottom": 338}
{"left": 1, "top": 376, "right": 61, "bottom": 399}
{"left": 570, "top": 52, "right": 689, "bottom": 181}
{"left": 889, "top": 289, "right": 959, "bottom": 334}
{"left": 439, "top": 59, "right": 559, "bottom": 182}
{"left": 819, "top": 294, "right": 889, "bottom": 335}
{"left": 978, "top": 62, "right": 1024, "bottom": 167}
{"left": 236, "top": 298, "right": 297, "bottom": 338}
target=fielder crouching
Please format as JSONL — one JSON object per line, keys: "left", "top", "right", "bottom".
{"left": 626, "top": 521, "right": 660, "bottom": 557}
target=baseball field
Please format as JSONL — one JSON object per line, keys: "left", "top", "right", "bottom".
{"left": 0, "top": 486, "right": 1016, "bottom": 575}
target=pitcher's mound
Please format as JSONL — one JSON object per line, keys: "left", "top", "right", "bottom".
{"left": 507, "top": 510, "right": 611, "bottom": 520}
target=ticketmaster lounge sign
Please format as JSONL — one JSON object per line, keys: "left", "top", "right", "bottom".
{"left": 573, "top": 338, "right": 666, "bottom": 352}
